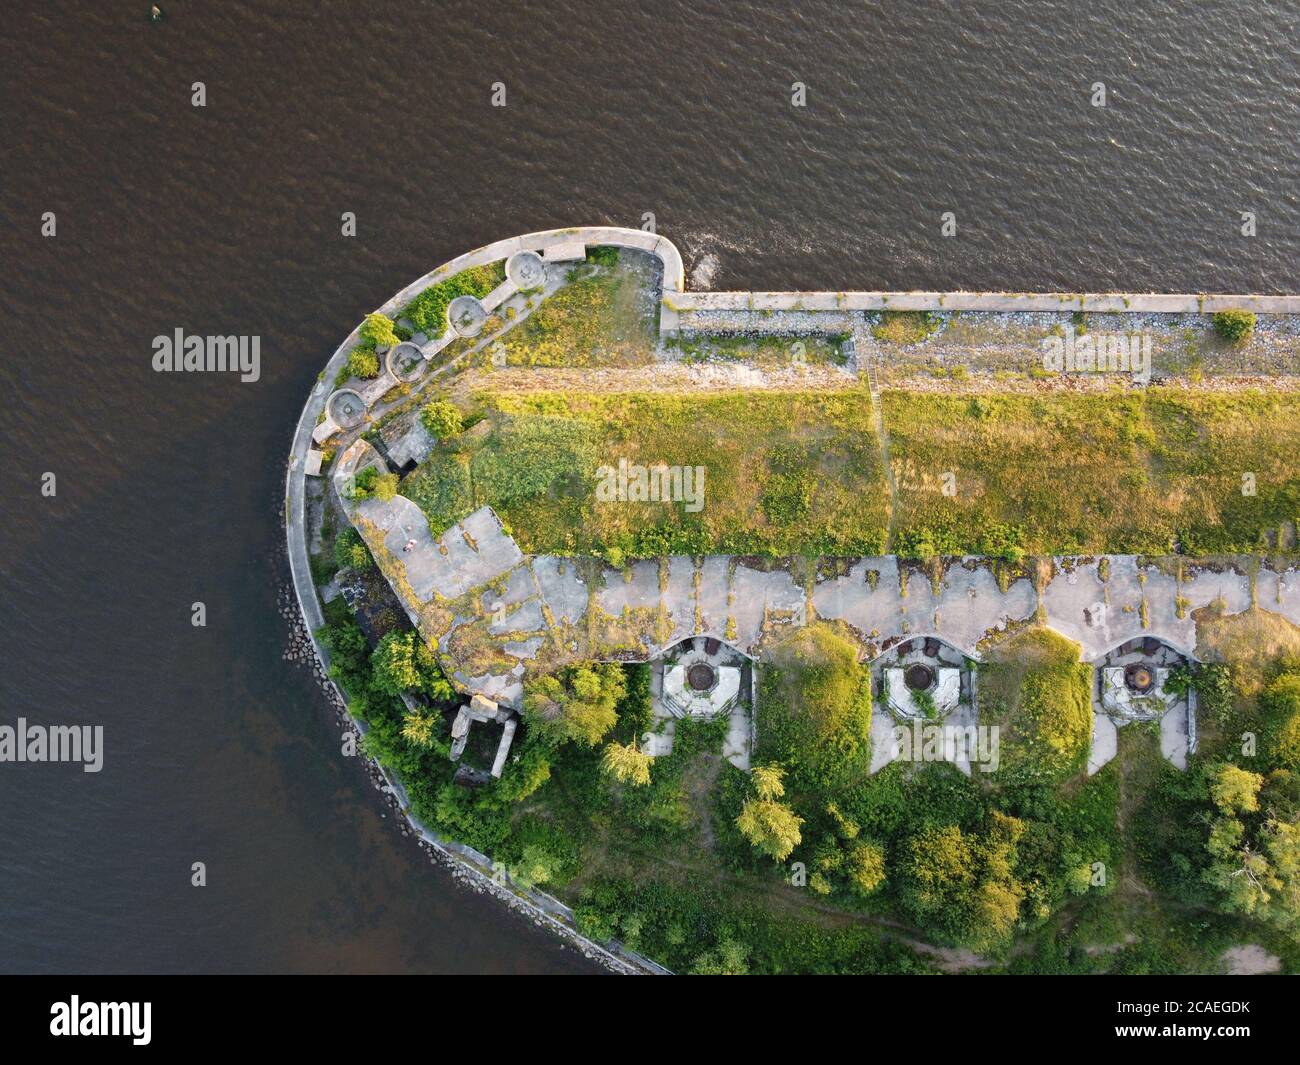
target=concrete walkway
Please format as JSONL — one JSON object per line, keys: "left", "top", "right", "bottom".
{"left": 663, "top": 289, "right": 1300, "bottom": 321}
{"left": 334, "top": 492, "right": 1290, "bottom": 707}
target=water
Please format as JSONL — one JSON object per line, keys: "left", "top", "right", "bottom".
{"left": 0, "top": 0, "right": 1295, "bottom": 972}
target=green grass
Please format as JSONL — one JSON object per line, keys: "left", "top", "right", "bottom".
{"left": 883, "top": 390, "right": 1300, "bottom": 556}
{"left": 403, "top": 387, "right": 1300, "bottom": 561}
{"left": 403, "top": 388, "right": 891, "bottom": 559}
{"left": 502, "top": 269, "right": 656, "bottom": 367}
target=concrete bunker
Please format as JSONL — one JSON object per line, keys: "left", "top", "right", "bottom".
{"left": 871, "top": 634, "right": 975, "bottom": 722}
{"left": 447, "top": 294, "right": 487, "bottom": 337}
{"left": 1088, "top": 635, "right": 1198, "bottom": 774}
{"left": 643, "top": 635, "right": 754, "bottom": 770}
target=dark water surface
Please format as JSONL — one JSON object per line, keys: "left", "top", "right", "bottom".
{"left": 0, "top": 1, "right": 1295, "bottom": 973}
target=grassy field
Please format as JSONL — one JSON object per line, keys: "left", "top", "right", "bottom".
{"left": 501, "top": 260, "right": 658, "bottom": 369}
{"left": 883, "top": 390, "right": 1300, "bottom": 557}
{"left": 404, "top": 388, "right": 891, "bottom": 559}
{"left": 402, "top": 385, "right": 1300, "bottom": 561}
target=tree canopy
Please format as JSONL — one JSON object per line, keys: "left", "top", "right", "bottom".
{"left": 524, "top": 663, "right": 626, "bottom": 747}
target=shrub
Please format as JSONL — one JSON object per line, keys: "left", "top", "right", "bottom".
{"left": 420, "top": 396, "right": 464, "bottom": 439}
{"left": 347, "top": 466, "right": 382, "bottom": 499}
{"left": 348, "top": 345, "right": 380, "bottom": 379}
{"left": 333, "top": 527, "right": 372, "bottom": 570}
{"left": 736, "top": 770, "right": 804, "bottom": 862}
{"left": 757, "top": 622, "right": 872, "bottom": 787}
{"left": 586, "top": 245, "right": 620, "bottom": 267}
{"left": 1212, "top": 310, "right": 1256, "bottom": 344}
{"left": 359, "top": 312, "right": 398, "bottom": 349}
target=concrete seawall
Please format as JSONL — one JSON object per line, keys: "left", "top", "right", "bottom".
{"left": 663, "top": 289, "right": 1300, "bottom": 315}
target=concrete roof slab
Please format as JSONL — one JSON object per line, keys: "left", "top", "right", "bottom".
{"left": 531, "top": 556, "right": 588, "bottom": 626}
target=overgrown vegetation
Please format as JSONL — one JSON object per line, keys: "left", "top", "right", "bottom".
{"left": 501, "top": 267, "right": 656, "bottom": 367}
{"left": 1212, "top": 309, "right": 1257, "bottom": 345}
{"left": 884, "top": 390, "right": 1300, "bottom": 556}
{"left": 665, "top": 331, "right": 847, "bottom": 367}
{"left": 404, "top": 389, "right": 890, "bottom": 560}
{"left": 979, "top": 628, "right": 1093, "bottom": 784}
{"left": 1135, "top": 611, "right": 1300, "bottom": 944}
{"left": 402, "top": 262, "right": 505, "bottom": 338}
{"left": 757, "top": 622, "right": 873, "bottom": 789}
{"left": 313, "top": 275, "right": 1300, "bottom": 972}
{"left": 872, "top": 310, "right": 941, "bottom": 345}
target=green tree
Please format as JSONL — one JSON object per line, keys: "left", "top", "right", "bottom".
{"left": 1211, "top": 763, "right": 1263, "bottom": 815}
{"left": 401, "top": 712, "right": 438, "bottom": 747}
{"left": 523, "top": 664, "right": 626, "bottom": 747}
{"left": 690, "top": 938, "right": 749, "bottom": 975}
{"left": 509, "top": 844, "right": 565, "bottom": 889}
{"left": 751, "top": 763, "right": 786, "bottom": 800}
{"left": 372, "top": 472, "right": 399, "bottom": 501}
{"left": 359, "top": 312, "right": 398, "bottom": 349}
{"left": 734, "top": 762, "right": 803, "bottom": 862}
{"left": 845, "top": 839, "right": 886, "bottom": 895}
{"left": 1197, "top": 758, "right": 1300, "bottom": 935}
{"left": 904, "top": 823, "right": 975, "bottom": 918}
{"left": 372, "top": 631, "right": 452, "bottom": 700}
{"left": 602, "top": 740, "right": 652, "bottom": 786}
{"left": 901, "top": 813, "right": 1027, "bottom": 948}
{"left": 420, "top": 396, "right": 464, "bottom": 439}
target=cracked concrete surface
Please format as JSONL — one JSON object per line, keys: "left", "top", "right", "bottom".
{"left": 338, "top": 485, "right": 1292, "bottom": 777}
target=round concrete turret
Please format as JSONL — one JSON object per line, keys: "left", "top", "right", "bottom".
{"left": 447, "top": 295, "right": 487, "bottom": 337}
{"left": 327, "top": 388, "right": 366, "bottom": 429}
{"left": 386, "top": 341, "right": 425, "bottom": 382}
{"left": 506, "top": 249, "right": 546, "bottom": 290}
